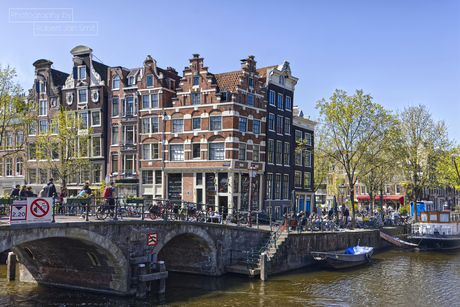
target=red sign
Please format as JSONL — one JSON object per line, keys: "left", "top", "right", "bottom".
{"left": 147, "top": 233, "right": 158, "bottom": 246}
{"left": 30, "top": 198, "right": 50, "bottom": 217}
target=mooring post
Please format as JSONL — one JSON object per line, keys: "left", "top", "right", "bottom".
{"left": 156, "top": 261, "right": 166, "bottom": 294}
{"left": 260, "top": 252, "right": 267, "bottom": 281}
{"left": 136, "top": 264, "right": 147, "bottom": 298}
{"left": 7, "top": 252, "right": 17, "bottom": 281}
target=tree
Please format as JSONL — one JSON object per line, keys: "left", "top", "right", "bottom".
{"left": 432, "top": 144, "right": 460, "bottom": 208}
{"left": 0, "top": 64, "right": 35, "bottom": 158}
{"left": 315, "top": 89, "right": 397, "bottom": 228}
{"left": 394, "top": 104, "right": 452, "bottom": 219}
{"left": 34, "top": 106, "right": 92, "bottom": 187}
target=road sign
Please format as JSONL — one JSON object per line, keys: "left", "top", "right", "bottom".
{"left": 30, "top": 198, "right": 50, "bottom": 217}
{"left": 28, "top": 197, "right": 53, "bottom": 223}
{"left": 9, "top": 203, "right": 27, "bottom": 224}
{"left": 147, "top": 233, "right": 158, "bottom": 246}
{"left": 123, "top": 188, "right": 128, "bottom": 196}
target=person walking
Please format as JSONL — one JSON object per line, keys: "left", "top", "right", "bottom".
{"left": 44, "top": 178, "right": 57, "bottom": 198}
{"left": 58, "top": 187, "right": 66, "bottom": 215}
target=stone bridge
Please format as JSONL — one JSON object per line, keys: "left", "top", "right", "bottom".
{"left": 0, "top": 220, "right": 271, "bottom": 296}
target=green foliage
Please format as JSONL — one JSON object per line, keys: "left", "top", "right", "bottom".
{"left": 314, "top": 89, "right": 397, "bottom": 221}
{"left": 394, "top": 104, "right": 453, "bottom": 213}
{"left": 34, "top": 106, "right": 93, "bottom": 187}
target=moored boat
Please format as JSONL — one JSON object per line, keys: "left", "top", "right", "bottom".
{"left": 407, "top": 211, "right": 460, "bottom": 251}
{"left": 311, "top": 245, "right": 374, "bottom": 269}
{"left": 380, "top": 231, "right": 419, "bottom": 250}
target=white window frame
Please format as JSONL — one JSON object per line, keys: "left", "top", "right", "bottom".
{"left": 78, "top": 66, "right": 86, "bottom": 80}
{"left": 91, "top": 110, "right": 101, "bottom": 127}
{"left": 78, "top": 89, "right": 87, "bottom": 104}
{"left": 170, "top": 144, "right": 184, "bottom": 161}
{"left": 209, "top": 143, "right": 225, "bottom": 160}
{"left": 146, "top": 74, "right": 153, "bottom": 87}
{"left": 39, "top": 99, "right": 47, "bottom": 116}
{"left": 113, "top": 76, "right": 120, "bottom": 89}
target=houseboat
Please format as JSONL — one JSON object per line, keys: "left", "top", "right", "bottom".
{"left": 408, "top": 211, "right": 460, "bottom": 250}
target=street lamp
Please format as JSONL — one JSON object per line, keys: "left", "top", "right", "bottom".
{"left": 247, "top": 164, "right": 256, "bottom": 227}
{"left": 339, "top": 184, "right": 346, "bottom": 210}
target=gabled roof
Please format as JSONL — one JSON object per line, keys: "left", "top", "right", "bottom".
{"left": 50, "top": 69, "right": 69, "bottom": 87}
{"left": 214, "top": 70, "right": 241, "bottom": 92}
{"left": 256, "top": 65, "right": 278, "bottom": 86}
{"left": 93, "top": 60, "right": 109, "bottom": 82}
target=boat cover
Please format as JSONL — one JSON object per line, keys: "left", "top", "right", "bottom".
{"left": 345, "top": 246, "right": 373, "bottom": 255}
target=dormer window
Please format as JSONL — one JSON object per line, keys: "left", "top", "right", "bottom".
{"left": 113, "top": 76, "right": 120, "bottom": 89}
{"left": 279, "top": 75, "right": 285, "bottom": 85}
{"left": 79, "top": 66, "right": 86, "bottom": 80}
{"left": 146, "top": 74, "right": 153, "bottom": 87}
{"left": 128, "top": 76, "right": 135, "bottom": 85}
{"left": 221, "top": 91, "right": 227, "bottom": 102}
{"left": 39, "top": 81, "right": 46, "bottom": 94}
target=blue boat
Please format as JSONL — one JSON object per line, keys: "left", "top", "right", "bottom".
{"left": 311, "top": 244, "right": 374, "bottom": 269}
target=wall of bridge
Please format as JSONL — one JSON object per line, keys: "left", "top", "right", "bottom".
{"left": 0, "top": 221, "right": 270, "bottom": 295}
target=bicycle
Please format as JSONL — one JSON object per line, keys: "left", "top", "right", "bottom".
{"left": 96, "top": 202, "right": 128, "bottom": 220}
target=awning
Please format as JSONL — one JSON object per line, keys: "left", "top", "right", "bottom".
{"left": 356, "top": 195, "right": 404, "bottom": 204}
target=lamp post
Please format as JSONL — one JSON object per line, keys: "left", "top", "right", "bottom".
{"left": 339, "top": 184, "right": 346, "bottom": 211}
{"left": 247, "top": 164, "right": 256, "bottom": 227}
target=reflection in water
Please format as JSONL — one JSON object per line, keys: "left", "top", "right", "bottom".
{"left": 0, "top": 249, "right": 459, "bottom": 307}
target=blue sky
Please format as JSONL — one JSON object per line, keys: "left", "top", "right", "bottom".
{"left": 2, "top": 0, "right": 459, "bottom": 142}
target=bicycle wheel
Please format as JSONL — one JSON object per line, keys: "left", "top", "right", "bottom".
{"left": 118, "top": 208, "right": 129, "bottom": 219}
{"left": 96, "top": 206, "right": 109, "bottom": 220}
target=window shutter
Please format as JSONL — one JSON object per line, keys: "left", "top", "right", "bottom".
{"left": 73, "top": 67, "right": 78, "bottom": 79}
{"left": 35, "top": 82, "right": 39, "bottom": 93}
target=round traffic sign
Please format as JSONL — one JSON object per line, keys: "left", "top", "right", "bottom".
{"left": 123, "top": 188, "right": 128, "bottom": 196}
{"left": 30, "top": 198, "right": 50, "bottom": 217}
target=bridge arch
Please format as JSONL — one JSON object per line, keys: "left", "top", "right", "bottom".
{"left": 153, "top": 226, "right": 219, "bottom": 275}
{"left": 2, "top": 227, "right": 129, "bottom": 294}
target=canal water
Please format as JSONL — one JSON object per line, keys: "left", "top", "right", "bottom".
{"left": 0, "top": 249, "right": 458, "bottom": 307}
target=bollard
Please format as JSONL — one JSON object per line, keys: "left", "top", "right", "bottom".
{"left": 260, "top": 253, "right": 268, "bottom": 281}
{"left": 156, "top": 261, "right": 166, "bottom": 294}
{"left": 7, "top": 252, "right": 17, "bottom": 281}
{"left": 136, "top": 264, "right": 147, "bottom": 298}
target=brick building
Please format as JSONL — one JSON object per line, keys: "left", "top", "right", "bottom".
{"left": 13, "top": 46, "right": 317, "bottom": 217}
